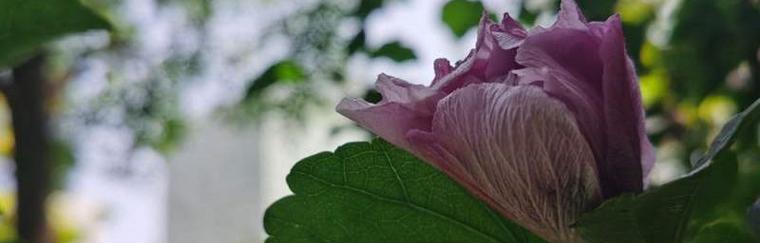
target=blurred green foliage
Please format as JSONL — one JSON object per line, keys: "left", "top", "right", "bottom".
{"left": 50, "top": 140, "right": 75, "bottom": 189}
{"left": 0, "top": 0, "right": 111, "bottom": 67}
{"left": 666, "top": 0, "right": 759, "bottom": 105}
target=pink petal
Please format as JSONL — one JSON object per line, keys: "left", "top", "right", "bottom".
{"left": 432, "top": 14, "right": 526, "bottom": 93}
{"left": 596, "top": 15, "right": 655, "bottom": 188}
{"left": 337, "top": 74, "right": 444, "bottom": 151}
{"left": 513, "top": 3, "right": 654, "bottom": 197}
{"left": 492, "top": 13, "right": 527, "bottom": 49}
{"left": 555, "top": 0, "right": 588, "bottom": 29}
{"left": 408, "top": 83, "right": 601, "bottom": 242}
{"left": 341, "top": 13, "right": 529, "bottom": 154}
{"left": 514, "top": 27, "right": 607, "bottom": 188}
{"left": 375, "top": 73, "right": 442, "bottom": 114}
{"left": 432, "top": 58, "right": 453, "bottom": 85}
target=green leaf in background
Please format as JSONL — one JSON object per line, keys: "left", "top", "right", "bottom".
{"left": 576, "top": 98, "right": 760, "bottom": 243}
{"left": 517, "top": 3, "right": 539, "bottom": 26}
{"left": 273, "top": 61, "right": 306, "bottom": 84}
{"left": 441, "top": 0, "right": 483, "bottom": 38}
{"left": 665, "top": 0, "right": 760, "bottom": 104}
{"left": 264, "top": 139, "right": 544, "bottom": 243}
{"left": 347, "top": 29, "right": 366, "bottom": 55}
{"left": 50, "top": 139, "right": 75, "bottom": 190}
{"left": 244, "top": 60, "right": 306, "bottom": 100}
{"left": 690, "top": 216, "right": 755, "bottom": 243}
{"left": 368, "top": 41, "right": 416, "bottom": 62}
{"left": 0, "top": 0, "right": 111, "bottom": 68}
{"left": 352, "top": 0, "right": 386, "bottom": 20}
{"left": 575, "top": 0, "right": 617, "bottom": 21}
{"left": 362, "top": 89, "right": 382, "bottom": 104}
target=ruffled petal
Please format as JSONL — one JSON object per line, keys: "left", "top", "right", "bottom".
{"left": 337, "top": 74, "right": 444, "bottom": 151}
{"left": 408, "top": 83, "right": 601, "bottom": 243}
{"left": 432, "top": 14, "right": 526, "bottom": 93}
{"left": 432, "top": 58, "right": 453, "bottom": 85}
{"left": 516, "top": 28, "right": 604, "bottom": 99}
{"left": 337, "top": 12, "right": 527, "bottom": 154}
{"left": 375, "top": 73, "right": 442, "bottom": 115}
{"left": 555, "top": 0, "right": 588, "bottom": 29}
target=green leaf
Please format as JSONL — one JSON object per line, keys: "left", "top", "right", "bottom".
{"left": 576, "top": 98, "right": 760, "bottom": 243}
{"left": 347, "top": 29, "right": 366, "bottom": 55}
{"left": 273, "top": 61, "right": 306, "bottom": 84}
{"left": 518, "top": 4, "right": 538, "bottom": 26}
{"left": 368, "top": 41, "right": 416, "bottom": 62}
{"left": 244, "top": 60, "right": 306, "bottom": 100}
{"left": 576, "top": 0, "right": 616, "bottom": 21}
{"left": 362, "top": 89, "right": 382, "bottom": 104}
{"left": 690, "top": 215, "right": 755, "bottom": 243}
{"left": 50, "top": 139, "right": 75, "bottom": 189}
{"left": 441, "top": 0, "right": 483, "bottom": 38}
{"left": 0, "top": 0, "right": 111, "bottom": 67}
{"left": 264, "top": 139, "right": 544, "bottom": 243}
{"left": 352, "top": 0, "right": 386, "bottom": 20}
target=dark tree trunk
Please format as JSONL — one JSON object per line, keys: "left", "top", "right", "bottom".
{"left": 4, "top": 54, "right": 51, "bottom": 243}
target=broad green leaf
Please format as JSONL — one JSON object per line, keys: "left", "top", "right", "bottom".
{"left": 368, "top": 41, "right": 416, "bottom": 62}
{"left": 441, "top": 0, "right": 483, "bottom": 38}
{"left": 0, "top": 0, "right": 111, "bottom": 67}
{"left": 264, "top": 139, "right": 544, "bottom": 243}
{"left": 689, "top": 112, "right": 760, "bottom": 241}
{"left": 575, "top": 154, "right": 737, "bottom": 243}
{"left": 576, "top": 98, "right": 760, "bottom": 243}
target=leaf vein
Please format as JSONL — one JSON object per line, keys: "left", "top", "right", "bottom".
{"left": 292, "top": 170, "right": 507, "bottom": 243}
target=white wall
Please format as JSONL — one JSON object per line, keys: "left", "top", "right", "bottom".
{"left": 168, "top": 105, "right": 365, "bottom": 243}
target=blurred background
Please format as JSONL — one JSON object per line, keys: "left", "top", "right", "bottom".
{"left": 0, "top": 0, "right": 758, "bottom": 242}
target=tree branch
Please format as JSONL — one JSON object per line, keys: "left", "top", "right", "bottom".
{"left": 0, "top": 70, "right": 11, "bottom": 94}
{"left": 4, "top": 55, "right": 52, "bottom": 243}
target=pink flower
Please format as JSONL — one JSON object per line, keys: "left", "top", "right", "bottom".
{"left": 337, "top": 0, "right": 654, "bottom": 241}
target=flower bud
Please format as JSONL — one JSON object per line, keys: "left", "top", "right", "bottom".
{"left": 337, "top": 0, "right": 653, "bottom": 241}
